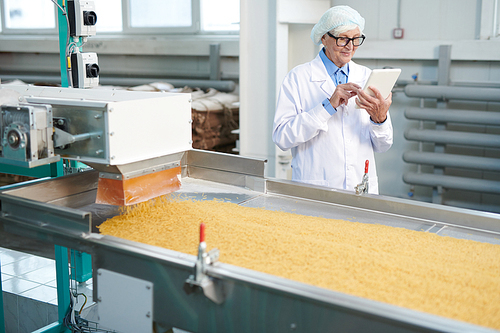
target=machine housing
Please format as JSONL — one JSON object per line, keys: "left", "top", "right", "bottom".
{"left": 0, "top": 103, "right": 59, "bottom": 167}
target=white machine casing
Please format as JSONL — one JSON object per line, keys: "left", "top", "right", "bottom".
{"left": 1, "top": 85, "right": 193, "bottom": 167}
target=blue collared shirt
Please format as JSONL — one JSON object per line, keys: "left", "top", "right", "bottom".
{"left": 319, "top": 48, "right": 349, "bottom": 115}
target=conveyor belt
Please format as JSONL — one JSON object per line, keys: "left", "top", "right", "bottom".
{"left": 0, "top": 150, "right": 499, "bottom": 333}
{"left": 175, "top": 177, "right": 500, "bottom": 245}
{"left": 71, "top": 175, "right": 500, "bottom": 246}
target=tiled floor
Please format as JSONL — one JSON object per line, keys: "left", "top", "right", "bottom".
{"left": 1, "top": 247, "right": 58, "bottom": 305}
{"left": 1, "top": 246, "right": 94, "bottom": 305}
{"left": 1, "top": 248, "right": 192, "bottom": 333}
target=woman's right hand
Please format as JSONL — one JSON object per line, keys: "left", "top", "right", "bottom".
{"left": 329, "top": 83, "right": 361, "bottom": 109}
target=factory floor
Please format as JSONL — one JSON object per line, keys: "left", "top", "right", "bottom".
{"left": 1, "top": 230, "right": 94, "bottom": 333}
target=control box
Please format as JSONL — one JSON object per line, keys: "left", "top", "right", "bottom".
{"left": 68, "top": 0, "right": 97, "bottom": 37}
{"left": 71, "top": 52, "right": 100, "bottom": 88}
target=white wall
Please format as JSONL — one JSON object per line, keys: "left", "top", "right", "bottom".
{"left": 239, "top": 0, "right": 331, "bottom": 177}
{"left": 239, "top": 0, "right": 278, "bottom": 175}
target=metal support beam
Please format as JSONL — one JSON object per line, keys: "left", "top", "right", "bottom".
{"left": 32, "top": 322, "right": 62, "bottom": 333}
{"left": 432, "top": 45, "right": 452, "bottom": 204}
{"left": 35, "top": 245, "right": 71, "bottom": 333}
{"left": 209, "top": 43, "right": 221, "bottom": 81}
{"left": 70, "top": 249, "right": 92, "bottom": 283}
{"left": 437, "top": 45, "right": 452, "bottom": 87}
{"left": 0, "top": 261, "right": 4, "bottom": 333}
{"left": 0, "top": 163, "right": 63, "bottom": 178}
{"left": 55, "top": 245, "right": 71, "bottom": 324}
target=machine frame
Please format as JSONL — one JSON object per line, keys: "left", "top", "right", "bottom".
{"left": 0, "top": 149, "right": 499, "bottom": 333}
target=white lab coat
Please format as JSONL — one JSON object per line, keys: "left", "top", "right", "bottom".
{"left": 272, "top": 53, "right": 393, "bottom": 194}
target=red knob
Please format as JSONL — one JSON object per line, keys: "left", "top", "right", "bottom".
{"left": 200, "top": 223, "right": 205, "bottom": 243}
{"left": 364, "top": 160, "right": 369, "bottom": 174}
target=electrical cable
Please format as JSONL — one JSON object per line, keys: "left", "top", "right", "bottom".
{"left": 78, "top": 293, "right": 88, "bottom": 315}
{"left": 50, "top": 0, "right": 64, "bottom": 12}
{"left": 62, "top": 248, "right": 116, "bottom": 332}
{"left": 63, "top": 289, "right": 115, "bottom": 332}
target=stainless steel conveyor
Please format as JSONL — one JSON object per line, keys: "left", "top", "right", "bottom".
{"left": 0, "top": 149, "right": 499, "bottom": 333}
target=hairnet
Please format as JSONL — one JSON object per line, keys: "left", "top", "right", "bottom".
{"left": 310, "top": 6, "right": 365, "bottom": 45}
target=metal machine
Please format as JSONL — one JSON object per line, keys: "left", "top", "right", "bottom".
{"left": 0, "top": 103, "right": 59, "bottom": 168}
{"left": 0, "top": 84, "right": 192, "bottom": 205}
{"left": 0, "top": 84, "right": 499, "bottom": 333}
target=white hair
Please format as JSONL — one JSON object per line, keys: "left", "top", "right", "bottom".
{"left": 330, "top": 24, "right": 363, "bottom": 37}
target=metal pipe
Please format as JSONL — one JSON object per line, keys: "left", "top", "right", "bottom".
{"left": 397, "top": 80, "right": 500, "bottom": 89}
{"left": 404, "top": 129, "right": 500, "bottom": 148}
{"left": 438, "top": 45, "right": 451, "bottom": 86}
{"left": 403, "top": 172, "right": 500, "bottom": 194}
{"left": 0, "top": 75, "right": 237, "bottom": 92}
{"left": 404, "top": 85, "right": 500, "bottom": 102}
{"left": 403, "top": 151, "right": 500, "bottom": 172}
{"left": 417, "top": 98, "right": 425, "bottom": 174}
{"left": 209, "top": 43, "right": 222, "bottom": 81}
{"left": 0, "top": 177, "right": 51, "bottom": 190}
{"left": 100, "top": 77, "right": 237, "bottom": 92}
{"left": 405, "top": 108, "right": 500, "bottom": 125}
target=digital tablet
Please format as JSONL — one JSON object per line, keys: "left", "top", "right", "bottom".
{"left": 355, "top": 68, "right": 401, "bottom": 108}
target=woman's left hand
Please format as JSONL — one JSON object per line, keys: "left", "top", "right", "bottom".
{"left": 355, "top": 86, "right": 392, "bottom": 123}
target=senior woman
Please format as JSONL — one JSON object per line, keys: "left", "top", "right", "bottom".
{"left": 272, "top": 5, "right": 393, "bottom": 194}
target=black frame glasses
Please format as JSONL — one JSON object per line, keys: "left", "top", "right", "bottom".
{"left": 327, "top": 32, "right": 366, "bottom": 47}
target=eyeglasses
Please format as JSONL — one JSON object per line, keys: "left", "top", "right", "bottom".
{"left": 327, "top": 32, "right": 366, "bottom": 47}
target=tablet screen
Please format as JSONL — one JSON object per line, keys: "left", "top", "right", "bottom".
{"left": 363, "top": 68, "right": 401, "bottom": 99}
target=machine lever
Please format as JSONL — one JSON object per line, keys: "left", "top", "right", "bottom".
{"left": 184, "top": 223, "right": 226, "bottom": 304}
{"left": 355, "top": 160, "right": 369, "bottom": 195}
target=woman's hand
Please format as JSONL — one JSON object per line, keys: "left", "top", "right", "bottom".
{"left": 329, "top": 83, "right": 361, "bottom": 109}
{"left": 356, "top": 86, "right": 392, "bottom": 123}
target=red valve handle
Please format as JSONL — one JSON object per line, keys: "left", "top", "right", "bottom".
{"left": 200, "top": 223, "right": 205, "bottom": 243}
{"left": 364, "top": 160, "right": 369, "bottom": 174}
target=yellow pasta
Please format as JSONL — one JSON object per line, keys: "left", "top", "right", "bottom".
{"left": 98, "top": 195, "right": 500, "bottom": 329}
